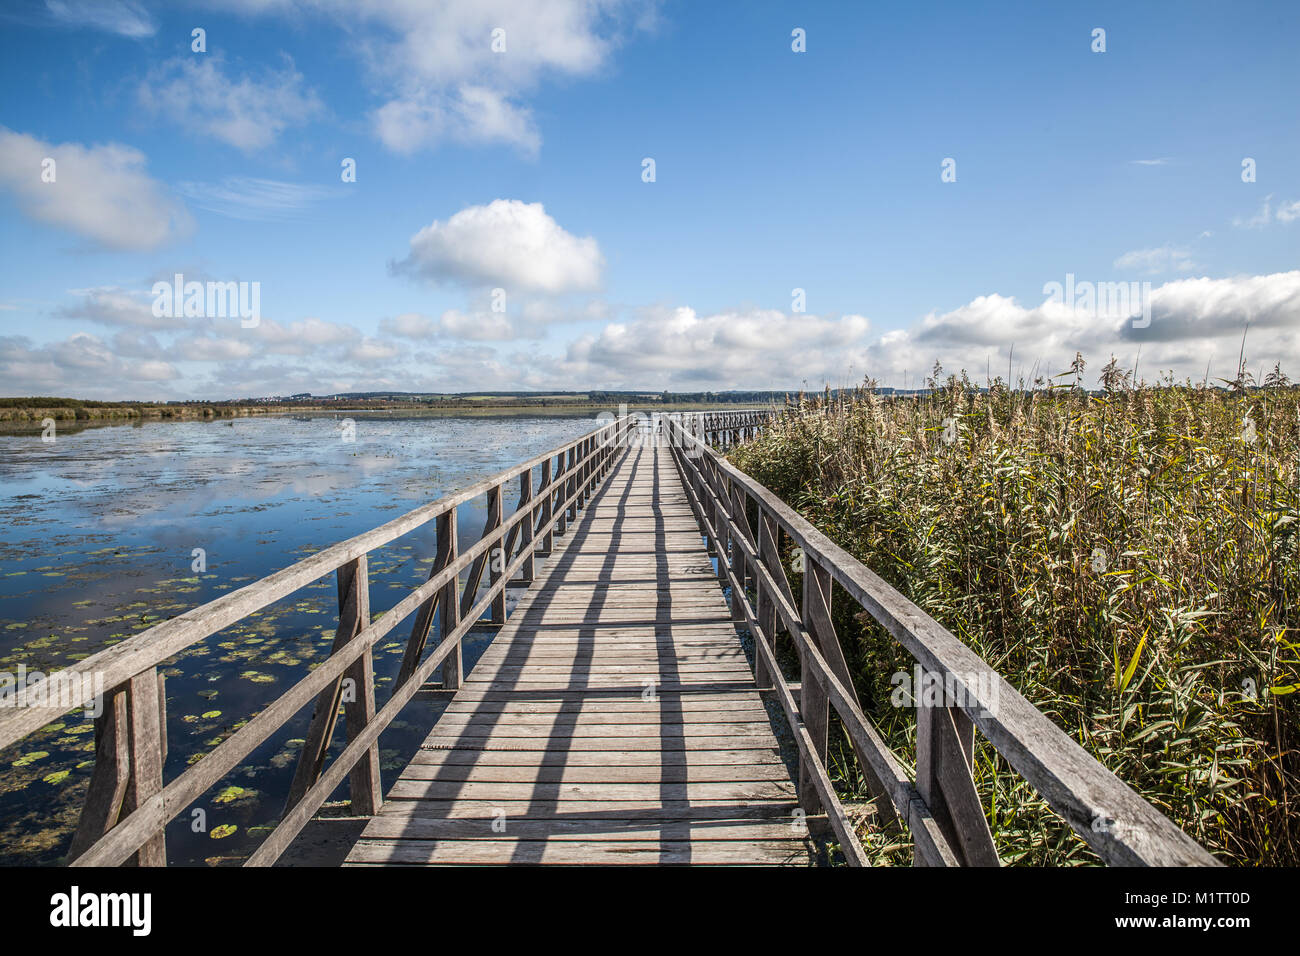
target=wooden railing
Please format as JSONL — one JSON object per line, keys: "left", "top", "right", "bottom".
{"left": 0, "top": 414, "right": 634, "bottom": 866}
{"left": 664, "top": 410, "right": 1218, "bottom": 867}
{"left": 679, "top": 409, "right": 771, "bottom": 449}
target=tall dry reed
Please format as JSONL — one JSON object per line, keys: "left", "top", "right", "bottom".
{"left": 731, "top": 371, "right": 1299, "bottom": 865}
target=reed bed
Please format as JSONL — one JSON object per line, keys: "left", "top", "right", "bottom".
{"left": 730, "top": 368, "right": 1299, "bottom": 865}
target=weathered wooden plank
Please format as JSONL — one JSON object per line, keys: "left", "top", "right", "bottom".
{"left": 385, "top": 780, "right": 796, "bottom": 802}
{"left": 67, "top": 685, "right": 130, "bottom": 862}
{"left": 356, "top": 817, "right": 810, "bottom": 841}
{"left": 416, "top": 736, "right": 781, "bottom": 753}
{"left": 398, "top": 763, "right": 794, "bottom": 783}
{"left": 410, "top": 748, "right": 783, "bottom": 767}
{"left": 500, "top": 624, "right": 739, "bottom": 638}
{"left": 917, "top": 671, "right": 999, "bottom": 867}
{"left": 474, "top": 646, "right": 748, "bottom": 661}
{"left": 441, "top": 686, "right": 763, "bottom": 701}
{"left": 510, "top": 593, "right": 729, "bottom": 607}
{"left": 456, "top": 682, "right": 757, "bottom": 693}
{"left": 422, "top": 721, "right": 779, "bottom": 738}
{"left": 124, "top": 669, "right": 165, "bottom": 866}
{"left": 437, "top": 708, "right": 771, "bottom": 725}
{"left": 359, "top": 799, "right": 800, "bottom": 819}
{"left": 346, "top": 837, "right": 812, "bottom": 865}
{"left": 466, "top": 664, "right": 756, "bottom": 679}
{"left": 436, "top": 700, "right": 768, "bottom": 714}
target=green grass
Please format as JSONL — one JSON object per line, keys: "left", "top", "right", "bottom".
{"left": 729, "top": 371, "right": 1299, "bottom": 865}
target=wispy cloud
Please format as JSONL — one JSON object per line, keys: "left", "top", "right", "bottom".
{"left": 175, "top": 177, "right": 342, "bottom": 221}
{"left": 44, "top": 0, "right": 154, "bottom": 38}
{"left": 1234, "top": 195, "right": 1274, "bottom": 229}
{"left": 1232, "top": 195, "right": 1300, "bottom": 228}
{"left": 137, "top": 54, "right": 324, "bottom": 152}
{"left": 1113, "top": 244, "right": 1197, "bottom": 274}
{"left": 380, "top": 309, "right": 527, "bottom": 342}
{"left": 1129, "top": 158, "right": 1170, "bottom": 166}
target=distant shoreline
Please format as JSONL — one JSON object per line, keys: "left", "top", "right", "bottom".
{"left": 0, "top": 396, "right": 778, "bottom": 435}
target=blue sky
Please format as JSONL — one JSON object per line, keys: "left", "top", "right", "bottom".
{"left": 0, "top": 0, "right": 1297, "bottom": 399}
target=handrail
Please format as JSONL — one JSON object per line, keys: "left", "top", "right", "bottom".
{"left": 664, "top": 412, "right": 1218, "bottom": 867}
{"left": 2, "top": 413, "right": 635, "bottom": 866}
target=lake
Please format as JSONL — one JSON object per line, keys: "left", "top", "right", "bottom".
{"left": 0, "top": 410, "right": 604, "bottom": 865}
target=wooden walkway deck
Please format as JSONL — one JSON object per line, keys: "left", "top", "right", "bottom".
{"left": 345, "top": 439, "right": 814, "bottom": 865}
{"left": 8, "top": 409, "right": 1217, "bottom": 868}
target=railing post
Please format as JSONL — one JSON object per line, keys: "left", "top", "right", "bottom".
{"left": 487, "top": 483, "right": 506, "bottom": 625}
{"left": 341, "top": 558, "right": 380, "bottom": 815}
{"left": 69, "top": 672, "right": 169, "bottom": 865}
{"left": 728, "top": 480, "right": 751, "bottom": 624}
{"left": 700, "top": 459, "right": 717, "bottom": 557}
{"left": 122, "top": 668, "right": 167, "bottom": 865}
{"left": 576, "top": 438, "right": 587, "bottom": 508}
{"left": 519, "top": 469, "right": 535, "bottom": 583}
{"left": 797, "top": 560, "right": 832, "bottom": 816}
{"left": 286, "top": 554, "right": 372, "bottom": 814}
{"left": 555, "top": 452, "right": 568, "bottom": 535}
{"left": 694, "top": 452, "right": 716, "bottom": 553}
{"left": 68, "top": 683, "right": 131, "bottom": 861}
{"left": 583, "top": 436, "right": 593, "bottom": 503}
{"left": 753, "top": 511, "right": 779, "bottom": 691}
{"left": 439, "top": 509, "right": 462, "bottom": 689}
{"left": 566, "top": 446, "right": 577, "bottom": 521}
{"left": 915, "top": 668, "right": 999, "bottom": 866}
{"left": 574, "top": 439, "right": 585, "bottom": 507}
{"left": 540, "top": 458, "right": 554, "bottom": 552}
{"left": 711, "top": 462, "right": 728, "bottom": 585}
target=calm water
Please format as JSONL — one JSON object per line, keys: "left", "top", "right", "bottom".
{"left": 0, "top": 411, "right": 600, "bottom": 865}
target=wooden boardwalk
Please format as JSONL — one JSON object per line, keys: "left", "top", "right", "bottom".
{"left": 7, "top": 409, "right": 1216, "bottom": 868}
{"left": 345, "top": 439, "right": 815, "bottom": 865}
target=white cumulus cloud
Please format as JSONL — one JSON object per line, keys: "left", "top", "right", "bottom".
{"left": 0, "top": 127, "right": 190, "bottom": 250}
{"left": 393, "top": 200, "right": 603, "bottom": 293}
{"left": 564, "top": 307, "right": 872, "bottom": 387}
{"left": 862, "top": 271, "right": 1300, "bottom": 387}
